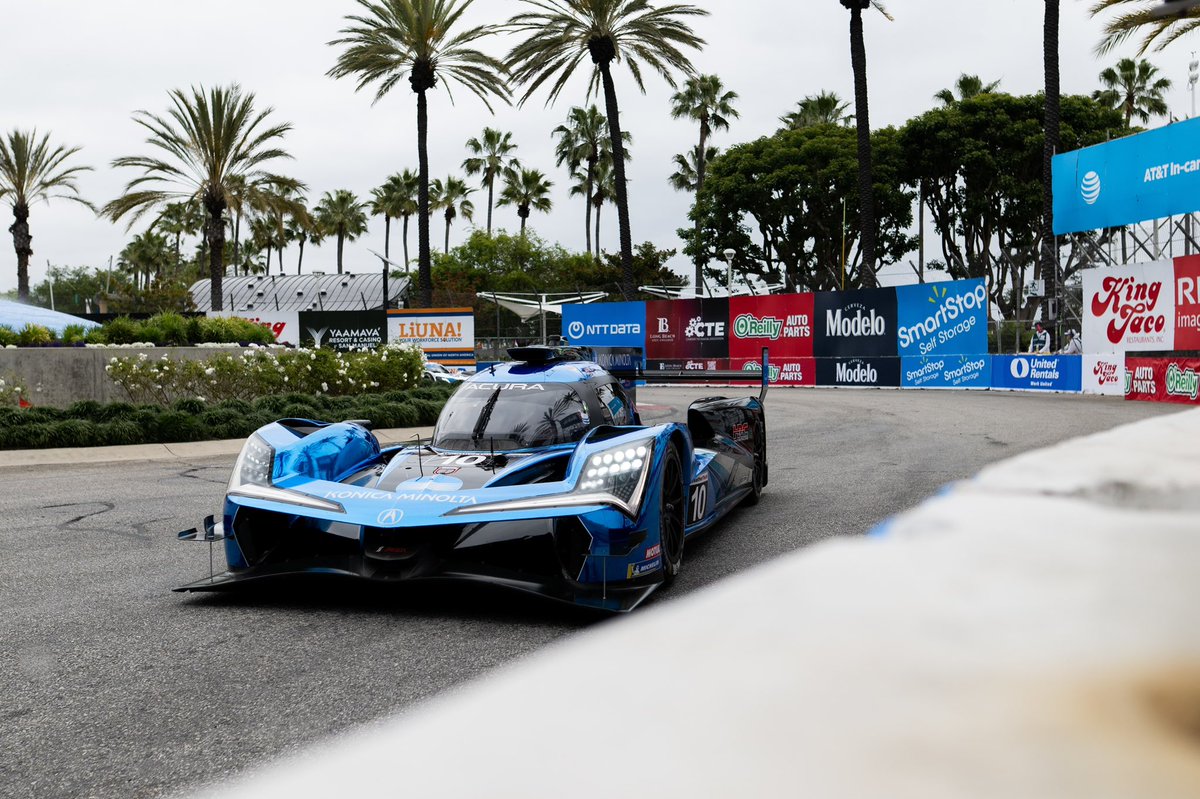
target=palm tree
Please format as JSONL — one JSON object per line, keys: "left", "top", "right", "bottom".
{"left": 463, "top": 128, "right": 520, "bottom": 235}
{"left": 837, "top": 0, "right": 892, "bottom": 289}
{"left": 371, "top": 174, "right": 403, "bottom": 261}
{"left": 429, "top": 176, "right": 474, "bottom": 252}
{"left": 328, "top": 0, "right": 509, "bottom": 308}
{"left": 934, "top": 74, "right": 1001, "bottom": 105}
{"left": 285, "top": 202, "right": 323, "bottom": 275}
{"left": 507, "top": 0, "right": 708, "bottom": 298}
{"left": 587, "top": 158, "right": 616, "bottom": 252}
{"left": 668, "top": 146, "right": 718, "bottom": 192}
{"left": 498, "top": 168, "right": 553, "bottom": 235}
{"left": 1089, "top": 0, "right": 1200, "bottom": 55}
{"left": 552, "top": 105, "right": 629, "bottom": 256}
{"left": 154, "top": 200, "right": 203, "bottom": 270}
{"left": 315, "top": 189, "right": 368, "bottom": 274}
{"left": 0, "top": 129, "right": 93, "bottom": 301}
{"left": 778, "top": 90, "right": 854, "bottom": 130}
{"left": 1043, "top": 0, "right": 1061, "bottom": 315}
{"left": 670, "top": 74, "right": 738, "bottom": 288}
{"left": 103, "top": 85, "right": 298, "bottom": 311}
{"left": 119, "top": 230, "right": 171, "bottom": 291}
{"left": 1093, "top": 57, "right": 1172, "bottom": 126}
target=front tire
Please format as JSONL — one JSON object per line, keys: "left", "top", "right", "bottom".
{"left": 659, "top": 445, "right": 685, "bottom": 584}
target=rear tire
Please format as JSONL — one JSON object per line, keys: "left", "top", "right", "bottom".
{"left": 742, "top": 421, "right": 766, "bottom": 506}
{"left": 659, "top": 446, "right": 685, "bottom": 584}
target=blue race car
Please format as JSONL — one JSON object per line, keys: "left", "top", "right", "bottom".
{"left": 176, "top": 346, "right": 769, "bottom": 611}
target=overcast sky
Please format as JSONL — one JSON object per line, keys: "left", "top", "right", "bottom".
{"left": 3, "top": 0, "right": 1197, "bottom": 294}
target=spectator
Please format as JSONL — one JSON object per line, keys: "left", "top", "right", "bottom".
{"left": 1059, "top": 329, "right": 1082, "bottom": 355}
{"left": 1028, "top": 322, "right": 1051, "bottom": 354}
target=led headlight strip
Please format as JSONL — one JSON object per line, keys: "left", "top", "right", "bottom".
{"left": 226, "top": 434, "right": 345, "bottom": 514}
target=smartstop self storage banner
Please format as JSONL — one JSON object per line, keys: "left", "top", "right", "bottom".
{"left": 901, "top": 355, "right": 991, "bottom": 389}
{"left": 895, "top": 279, "right": 988, "bottom": 358}
{"left": 1125, "top": 356, "right": 1200, "bottom": 406}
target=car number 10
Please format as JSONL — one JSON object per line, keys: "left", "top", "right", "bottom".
{"left": 688, "top": 482, "right": 708, "bottom": 525}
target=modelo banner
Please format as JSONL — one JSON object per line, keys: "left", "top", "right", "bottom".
{"left": 1083, "top": 257, "right": 1200, "bottom": 353}
{"left": 209, "top": 310, "right": 299, "bottom": 346}
{"left": 562, "top": 301, "right": 645, "bottom": 349}
{"left": 814, "top": 287, "right": 897, "bottom": 358}
{"left": 815, "top": 356, "right": 901, "bottom": 388}
{"left": 895, "top": 279, "right": 988, "bottom": 358}
{"left": 1083, "top": 353, "right": 1125, "bottom": 396}
{"left": 992, "top": 354, "right": 1082, "bottom": 392}
{"left": 901, "top": 355, "right": 991, "bottom": 389}
{"left": 646, "top": 298, "right": 729, "bottom": 361}
{"left": 300, "top": 310, "right": 386, "bottom": 352}
{"left": 1054, "top": 116, "right": 1200, "bottom": 235}
{"left": 388, "top": 308, "right": 476, "bottom": 366}
{"left": 1125, "top": 356, "right": 1200, "bottom": 405}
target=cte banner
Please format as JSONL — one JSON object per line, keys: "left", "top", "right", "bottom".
{"left": 388, "top": 308, "right": 476, "bottom": 366}
{"left": 992, "top": 354, "right": 1083, "bottom": 393}
{"left": 1083, "top": 257, "right": 1200, "bottom": 353}
{"left": 1125, "top": 356, "right": 1200, "bottom": 405}
{"left": 646, "top": 298, "right": 729, "bottom": 366}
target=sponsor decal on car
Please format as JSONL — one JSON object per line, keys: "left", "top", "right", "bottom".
{"left": 627, "top": 557, "right": 662, "bottom": 579}
{"left": 644, "top": 544, "right": 661, "bottom": 560}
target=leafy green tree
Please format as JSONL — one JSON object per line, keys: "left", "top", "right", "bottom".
{"left": 934, "top": 74, "right": 1001, "bottom": 106}
{"left": 552, "top": 105, "right": 629, "bottom": 256}
{"left": 315, "top": 189, "right": 368, "bottom": 274}
{"left": 778, "top": 90, "right": 854, "bottom": 130}
{"left": 29, "top": 266, "right": 109, "bottom": 314}
{"left": 103, "top": 85, "right": 299, "bottom": 311}
{"left": 836, "top": 0, "right": 893, "bottom": 288}
{"left": 429, "top": 176, "right": 474, "bottom": 253}
{"left": 507, "top": 0, "right": 707, "bottom": 298}
{"left": 463, "top": 128, "right": 520, "bottom": 235}
{"left": 685, "top": 124, "right": 914, "bottom": 292}
{"left": 498, "top": 168, "right": 553, "bottom": 235}
{"left": 0, "top": 129, "right": 93, "bottom": 301}
{"left": 328, "top": 0, "right": 510, "bottom": 307}
{"left": 119, "top": 230, "right": 173, "bottom": 289}
{"left": 670, "top": 74, "right": 738, "bottom": 289}
{"left": 669, "top": 146, "right": 718, "bottom": 192}
{"left": 1089, "top": 0, "right": 1200, "bottom": 55}
{"left": 1093, "top": 57, "right": 1172, "bottom": 126}
{"left": 900, "top": 92, "right": 1124, "bottom": 318}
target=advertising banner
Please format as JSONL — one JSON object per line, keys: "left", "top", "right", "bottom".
{"left": 387, "top": 308, "right": 476, "bottom": 366}
{"left": 901, "top": 355, "right": 991, "bottom": 389}
{"left": 728, "top": 294, "right": 814, "bottom": 360}
{"left": 646, "top": 298, "right": 729, "bottom": 361}
{"left": 992, "top": 354, "right": 1082, "bottom": 392}
{"left": 646, "top": 357, "right": 728, "bottom": 374}
{"left": 814, "top": 287, "right": 898, "bottom": 358}
{"left": 1125, "top": 356, "right": 1200, "bottom": 405}
{"left": 1083, "top": 261, "right": 1175, "bottom": 353}
{"left": 299, "top": 310, "right": 386, "bottom": 352}
{"left": 1053, "top": 117, "right": 1200, "bottom": 235}
{"left": 895, "top": 279, "right": 988, "bottom": 358}
{"left": 209, "top": 311, "right": 300, "bottom": 346}
{"left": 1176, "top": 254, "right": 1200, "bottom": 350}
{"left": 1082, "top": 353, "right": 1126, "bottom": 396}
{"left": 815, "top": 356, "right": 901, "bottom": 388}
{"left": 730, "top": 356, "right": 817, "bottom": 387}
{"left": 562, "top": 301, "right": 645, "bottom": 348}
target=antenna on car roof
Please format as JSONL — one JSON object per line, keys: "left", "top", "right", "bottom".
{"left": 412, "top": 434, "right": 424, "bottom": 477}
{"left": 490, "top": 437, "right": 497, "bottom": 474}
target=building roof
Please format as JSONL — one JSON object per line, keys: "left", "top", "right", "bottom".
{"left": 189, "top": 273, "right": 411, "bottom": 314}
{"left": 0, "top": 299, "right": 101, "bottom": 335}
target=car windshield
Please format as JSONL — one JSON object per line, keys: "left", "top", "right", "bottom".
{"left": 425, "top": 363, "right": 448, "bottom": 373}
{"left": 433, "top": 382, "right": 590, "bottom": 452}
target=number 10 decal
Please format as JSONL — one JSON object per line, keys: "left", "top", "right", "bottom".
{"left": 688, "top": 481, "right": 708, "bottom": 525}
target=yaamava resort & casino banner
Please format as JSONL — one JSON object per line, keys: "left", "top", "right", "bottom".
{"left": 1125, "top": 356, "right": 1200, "bottom": 406}
{"left": 387, "top": 308, "right": 476, "bottom": 367}
{"left": 1083, "top": 256, "right": 1200, "bottom": 353}
{"left": 299, "top": 310, "right": 386, "bottom": 352}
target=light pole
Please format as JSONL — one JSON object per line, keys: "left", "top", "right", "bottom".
{"left": 1190, "top": 53, "right": 1198, "bottom": 118}
{"left": 722, "top": 248, "right": 736, "bottom": 296}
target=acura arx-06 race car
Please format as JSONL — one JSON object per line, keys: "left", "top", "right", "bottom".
{"left": 176, "top": 346, "right": 769, "bottom": 611}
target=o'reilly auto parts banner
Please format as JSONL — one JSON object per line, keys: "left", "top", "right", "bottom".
{"left": 895, "top": 279, "right": 988, "bottom": 358}
{"left": 300, "top": 310, "right": 386, "bottom": 352}
{"left": 992, "top": 355, "right": 1082, "bottom": 392}
{"left": 645, "top": 298, "right": 728, "bottom": 367}
{"left": 1125, "top": 356, "right": 1200, "bottom": 405}
{"left": 728, "top": 294, "right": 813, "bottom": 359}
{"left": 388, "top": 308, "right": 476, "bottom": 366}
{"left": 1083, "top": 256, "right": 1200, "bottom": 352}
{"left": 816, "top": 356, "right": 901, "bottom": 388}
{"left": 562, "top": 301, "right": 645, "bottom": 349}
{"left": 814, "top": 287, "right": 897, "bottom": 358}
{"left": 901, "top": 355, "right": 991, "bottom": 389}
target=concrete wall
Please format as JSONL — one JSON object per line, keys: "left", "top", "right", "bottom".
{"left": 0, "top": 347, "right": 254, "bottom": 408}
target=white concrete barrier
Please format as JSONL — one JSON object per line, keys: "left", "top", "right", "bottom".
{"left": 195, "top": 408, "right": 1200, "bottom": 799}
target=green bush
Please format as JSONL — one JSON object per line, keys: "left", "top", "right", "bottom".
{"left": 61, "top": 324, "right": 89, "bottom": 345}
{"left": 142, "top": 312, "right": 191, "bottom": 347}
{"left": 17, "top": 324, "right": 53, "bottom": 347}
{"left": 0, "top": 326, "right": 17, "bottom": 346}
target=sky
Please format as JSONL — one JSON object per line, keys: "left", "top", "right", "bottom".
{"left": 3, "top": 0, "right": 1198, "bottom": 294}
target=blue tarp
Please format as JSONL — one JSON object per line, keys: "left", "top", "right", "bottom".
{"left": 0, "top": 299, "right": 100, "bottom": 336}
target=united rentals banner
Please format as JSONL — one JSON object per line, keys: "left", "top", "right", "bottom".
{"left": 813, "top": 287, "right": 898, "bottom": 359}
{"left": 992, "top": 355, "right": 1083, "bottom": 393}
{"left": 388, "top": 308, "right": 476, "bottom": 367}
{"left": 1053, "top": 117, "right": 1200, "bottom": 234}
{"left": 894, "top": 279, "right": 988, "bottom": 358}
{"left": 1083, "top": 256, "right": 1200, "bottom": 353}
{"left": 1125, "top": 356, "right": 1200, "bottom": 405}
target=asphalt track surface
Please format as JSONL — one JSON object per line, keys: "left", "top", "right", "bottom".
{"left": 0, "top": 388, "right": 1180, "bottom": 798}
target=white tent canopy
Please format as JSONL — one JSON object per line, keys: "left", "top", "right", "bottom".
{"left": 477, "top": 291, "right": 607, "bottom": 343}
{"left": 0, "top": 299, "right": 100, "bottom": 336}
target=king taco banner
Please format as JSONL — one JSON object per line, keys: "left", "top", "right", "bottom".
{"left": 1125, "top": 356, "right": 1200, "bottom": 405}
{"left": 1083, "top": 353, "right": 1125, "bottom": 396}
{"left": 1083, "top": 256, "right": 1200, "bottom": 353}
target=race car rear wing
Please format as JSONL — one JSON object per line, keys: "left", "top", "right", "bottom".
{"left": 609, "top": 348, "right": 771, "bottom": 405}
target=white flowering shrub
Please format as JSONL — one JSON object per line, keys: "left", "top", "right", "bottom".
{"left": 0, "top": 373, "right": 27, "bottom": 408}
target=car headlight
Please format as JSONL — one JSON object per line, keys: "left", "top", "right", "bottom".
{"left": 227, "top": 434, "right": 344, "bottom": 514}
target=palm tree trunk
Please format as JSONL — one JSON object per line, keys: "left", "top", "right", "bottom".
{"left": 595, "top": 201, "right": 602, "bottom": 253}
{"left": 1041, "top": 0, "right": 1060, "bottom": 313}
{"left": 417, "top": 89, "right": 432, "bottom": 308}
{"left": 233, "top": 210, "right": 243, "bottom": 275}
{"left": 205, "top": 203, "right": 226, "bottom": 311}
{"left": 297, "top": 238, "right": 306, "bottom": 275}
{"left": 693, "top": 120, "right": 710, "bottom": 290}
{"left": 487, "top": 177, "right": 495, "bottom": 235}
{"left": 384, "top": 215, "right": 392, "bottom": 260}
{"left": 598, "top": 59, "right": 635, "bottom": 298}
{"left": 9, "top": 202, "right": 33, "bottom": 301}
{"left": 337, "top": 229, "right": 345, "bottom": 274}
{"left": 520, "top": 206, "right": 529, "bottom": 236}
{"left": 849, "top": 5, "right": 877, "bottom": 288}
{"left": 585, "top": 156, "right": 595, "bottom": 256}
{"left": 445, "top": 210, "right": 452, "bottom": 254}
{"left": 402, "top": 215, "right": 411, "bottom": 273}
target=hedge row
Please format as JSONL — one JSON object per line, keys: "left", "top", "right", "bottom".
{"left": 0, "top": 313, "right": 276, "bottom": 348}
{"left": 0, "top": 385, "right": 454, "bottom": 450}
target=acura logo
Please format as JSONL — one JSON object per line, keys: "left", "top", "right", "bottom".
{"left": 1080, "top": 171, "right": 1101, "bottom": 205}
{"left": 377, "top": 508, "right": 404, "bottom": 526}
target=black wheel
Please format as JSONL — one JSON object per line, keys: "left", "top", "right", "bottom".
{"left": 742, "top": 422, "right": 766, "bottom": 506}
{"left": 658, "top": 445, "right": 685, "bottom": 584}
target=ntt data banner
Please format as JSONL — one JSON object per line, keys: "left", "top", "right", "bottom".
{"left": 992, "top": 354, "right": 1082, "bottom": 393}
{"left": 1054, "top": 117, "right": 1200, "bottom": 235}
{"left": 901, "top": 355, "right": 991, "bottom": 389}
{"left": 1083, "top": 256, "right": 1200, "bottom": 352}
{"left": 387, "top": 308, "right": 475, "bottom": 366}
{"left": 562, "top": 302, "right": 645, "bottom": 348}
{"left": 895, "top": 279, "right": 988, "bottom": 358}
